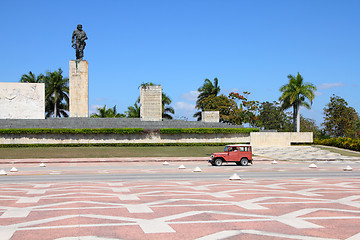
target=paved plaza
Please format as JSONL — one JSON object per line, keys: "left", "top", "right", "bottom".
{"left": 1, "top": 178, "right": 360, "bottom": 240}
{"left": 1, "top": 146, "right": 360, "bottom": 240}
{"left": 253, "top": 146, "right": 360, "bottom": 161}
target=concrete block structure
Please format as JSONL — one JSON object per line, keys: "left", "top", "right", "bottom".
{"left": 0, "top": 82, "right": 45, "bottom": 119}
{"left": 140, "top": 85, "right": 162, "bottom": 121}
{"left": 250, "top": 132, "right": 313, "bottom": 147}
{"left": 202, "top": 111, "right": 220, "bottom": 123}
{"left": 69, "top": 60, "right": 88, "bottom": 117}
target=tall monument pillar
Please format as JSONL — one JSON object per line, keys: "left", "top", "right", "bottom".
{"left": 140, "top": 85, "right": 162, "bottom": 121}
{"left": 69, "top": 60, "right": 88, "bottom": 117}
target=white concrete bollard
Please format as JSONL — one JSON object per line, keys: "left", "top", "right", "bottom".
{"left": 229, "top": 173, "right": 241, "bottom": 180}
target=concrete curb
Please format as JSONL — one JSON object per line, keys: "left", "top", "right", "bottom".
{"left": 0, "top": 156, "right": 272, "bottom": 164}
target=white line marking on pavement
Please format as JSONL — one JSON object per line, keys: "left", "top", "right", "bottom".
{"left": 0, "top": 208, "right": 31, "bottom": 218}
{"left": 138, "top": 220, "right": 176, "bottom": 233}
{"left": 126, "top": 204, "right": 153, "bottom": 213}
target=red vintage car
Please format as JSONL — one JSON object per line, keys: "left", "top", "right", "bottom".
{"left": 209, "top": 144, "right": 253, "bottom": 166}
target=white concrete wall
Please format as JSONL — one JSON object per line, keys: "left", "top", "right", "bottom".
{"left": 250, "top": 132, "right": 313, "bottom": 147}
{"left": 0, "top": 132, "right": 313, "bottom": 145}
{"left": 0, "top": 83, "right": 45, "bottom": 119}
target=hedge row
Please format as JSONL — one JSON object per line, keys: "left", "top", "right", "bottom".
{"left": 160, "top": 128, "right": 259, "bottom": 134}
{"left": 0, "top": 142, "right": 246, "bottom": 148}
{"left": 314, "top": 137, "right": 360, "bottom": 152}
{"left": 0, "top": 128, "right": 259, "bottom": 135}
{"left": 0, "top": 128, "right": 144, "bottom": 135}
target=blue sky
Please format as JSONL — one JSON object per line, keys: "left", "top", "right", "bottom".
{"left": 0, "top": 0, "right": 359, "bottom": 125}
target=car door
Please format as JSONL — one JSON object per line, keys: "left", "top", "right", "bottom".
{"left": 228, "top": 146, "right": 239, "bottom": 161}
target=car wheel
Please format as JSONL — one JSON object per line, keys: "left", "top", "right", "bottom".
{"left": 240, "top": 158, "right": 248, "bottom": 166}
{"left": 214, "top": 158, "right": 223, "bottom": 166}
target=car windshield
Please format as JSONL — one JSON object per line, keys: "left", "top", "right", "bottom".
{"left": 224, "top": 146, "right": 229, "bottom": 152}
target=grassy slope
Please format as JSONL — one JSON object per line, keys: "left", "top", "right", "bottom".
{"left": 314, "top": 145, "right": 360, "bottom": 158}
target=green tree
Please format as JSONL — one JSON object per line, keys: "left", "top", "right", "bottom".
{"left": 199, "top": 91, "right": 258, "bottom": 125}
{"left": 44, "top": 69, "right": 69, "bottom": 118}
{"left": 279, "top": 72, "right": 316, "bottom": 132}
{"left": 300, "top": 116, "right": 323, "bottom": 138}
{"left": 200, "top": 94, "right": 239, "bottom": 124}
{"left": 20, "top": 71, "right": 44, "bottom": 83}
{"left": 194, "top": 78, "right": 221, "bottom": 120}
{"left": 45, "top": 96, "right": 69, "bottom": 118}
{"left": 323, "top": 95, "right": 359, "bottom": 138}
{"left": 256, "top": 101, "right": 291, "bottom": 131}
{"left": 229, "top": 92, "right": 259, "bottom": 127}
{"left": 161, "top": 92, "right": 175, "bottom": 119}
{"left": 90, "top": 105, "right": 125, "bottom": 118}
{"left": 126, "top": 102, "right": 140, "bottom": 118}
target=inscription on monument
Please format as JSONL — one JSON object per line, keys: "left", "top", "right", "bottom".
{"left": 140, "top": 85, "right": 162, "bottom": 121}
{"left": 69, "top": 60, "right": 89, "bottom": 117}
{"left": 202, "top": 111, "right": 220, "bottom": 123}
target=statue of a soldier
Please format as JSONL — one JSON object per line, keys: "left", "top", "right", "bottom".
{"left": 72, "top": 24, "right": 88, "bottom": 60}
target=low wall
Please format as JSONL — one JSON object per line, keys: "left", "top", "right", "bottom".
{"left": 0, "top": 133, "right": 250, "bottom": 144}
{"left": 0, "top": 132, "right": 313, "bottom": 146}
{"left": 250, "top": 132, "right": 313, "bottom": 147}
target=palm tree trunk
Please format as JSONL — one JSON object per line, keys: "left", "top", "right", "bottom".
{"left": 293, "top": 105, "right": 296, "bottom": 132}
{"left": 296, "top": 102, "right": 300, "bottom": 132}
{"left": 54, "top": 95, "right": 57, "bottom": 118}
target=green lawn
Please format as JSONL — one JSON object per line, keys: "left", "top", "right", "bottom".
{"left": 314, "top": 145, "right": 360, "bottom": 158}
{"left": 0, "top": 146, "right": 225, "bottom": 159}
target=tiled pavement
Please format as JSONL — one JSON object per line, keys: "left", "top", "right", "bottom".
{"left": 1, "top": 146, "right": 360, "bottom": 240}
{"left": 1, "top": 178, "right": 360, "bottom": 240}
{"left": 253, "top": 146, "right": 360, "bottom": 161}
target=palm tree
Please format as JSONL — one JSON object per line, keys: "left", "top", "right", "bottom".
{"left": 162, "top": 92, "right": 175, "bottom": 119}
{"left": 126, "top": 102, "right": 140, "bottom": 118}
{"left": 20, "top": 71, "right": 44, "bottom": 83}
{"left": 90, "top": 105, "right": 125, "bottom": 118}
{"left": 194, "top": 77, "right": 221, "bottom": 120}
{"left": 44, "top": 68, "right": 69, "bottom": 118}
{"left": 45, "top": 96, "right": 69, "bottom": 118}
{"left": 279, "top": 72, "right": 316, "bottom": 132}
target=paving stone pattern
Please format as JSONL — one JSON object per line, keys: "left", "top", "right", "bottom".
{"left": 1, "top": 179, "right": 360, "bottom": 240}
{"left": 254, "top": 146, "right": 360, "bottom": 161}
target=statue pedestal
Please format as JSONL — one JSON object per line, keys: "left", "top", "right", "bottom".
{"left": 69, "top": 60, "right": 88, "bottom": 117}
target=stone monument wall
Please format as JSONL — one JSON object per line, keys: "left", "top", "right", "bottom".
{"left": 69, "top": 60, "right": 88, "bottom": 117}
{"left": 0, "top": 131, "right": 313, "bottom": 146}
{"left": 140, "top": 85, "right": 162, "bottom": 121}
{"left": 202, "top": 111, "right": 220, "bottom": 123}
{"left": 0, "top": 83, "right": 45, "bottom": 119}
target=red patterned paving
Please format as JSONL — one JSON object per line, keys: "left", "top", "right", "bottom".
{"left": 1, "top": 178, "right": 360, "bottom": 240}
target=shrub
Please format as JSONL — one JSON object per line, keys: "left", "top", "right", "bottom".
{"left": 160, "top": 128, "right": 259, "bottom": 134}
{"left": 0, "top": 142, "right": 244, "bottom": 148}
{"left": 0, "top": 128, "right": 144, "bottom": 135}
{"left": 314, "top": 137, "right": 360, "bottom": 152}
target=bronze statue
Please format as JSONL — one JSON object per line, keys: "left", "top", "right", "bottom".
{"left": 72, "top": 24, "right": 88, "bottom": 60}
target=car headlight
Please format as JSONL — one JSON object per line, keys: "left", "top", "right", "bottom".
{"left": 211, "top": 154, "right": 214, "bottom": 158}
